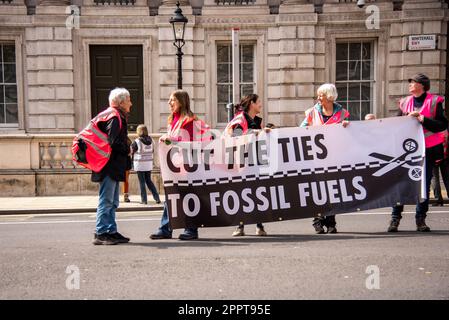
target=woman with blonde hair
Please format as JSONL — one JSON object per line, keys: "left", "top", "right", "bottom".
{"left": 300, "top": 83, "right": 350, "bottom": 234}
{"left": 131, "top": 124, "right": 161, "bottom": 205}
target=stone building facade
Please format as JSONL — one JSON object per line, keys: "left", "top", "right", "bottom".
{"left": 0, "top": 0, "right": 447, "bottom": 196}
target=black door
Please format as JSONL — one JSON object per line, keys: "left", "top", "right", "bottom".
{"left": 90, "top": 45, "right": 143, "bottom": 132}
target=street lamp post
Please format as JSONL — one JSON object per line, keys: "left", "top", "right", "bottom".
{"left": 169, "top": 2, "right": 188, "bottom": 90}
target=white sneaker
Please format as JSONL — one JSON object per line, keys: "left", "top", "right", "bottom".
{"left": 256, "top": 227, "right": 267, "bottom": 236}
{"left": 232, "top": 227, "right": 245, "bottom": 236}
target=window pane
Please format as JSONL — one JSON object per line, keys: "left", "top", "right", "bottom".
{"left": 217, "top": 45, "right": 229, "bottom": 63}
{"left": 0, "top": 46, "right": 2, "bottom": 64}
{"left": 348, "top": 83, "right": 361, "bottom": 101}
{"left": 218, "top": 84, "right": 230, "bottom": 104}
{"left": 336, "top": 62, "right": 348, "bottom": 81}
{"left": 217, "top": 43, "right": 255, "bottom": 123}
{"left": 242, "top": 63, "right": 253, "bottom": 82}
{"left": 5, "top": 85, "right": 17, "bottom": 103}
{"left": 362, "top": 42, "right": 371, "bottom": 60}
{"left": 348, "top": 101, "right": 361, "bottom": 121}
{"left": 349, "top": 43, "right": 361, "bottom": 60}
{"left": 0, "top": 104, "right": 4, "bottom": 123}
{"left": 361, "top": 101, "right": 370, "bottom": 120}
{"left": 0, "top": 64, "right": 3, "bottom": 83}
{"left": 241, "top": 84, "right": 253, "bottom": 98}
{"left": 361, "top": 83, "right": 371, "bottom": 101}
{"left": 241, "top": 45, "right": 253, "bottom": 63}
{"left": 362, "top": 61, "right": 372, "bottom": 80}
{"left": 348, "top": 61, "right": 361, "bottom": 81}
{"left": 5, "top": 104, "right": 18, "bottom": 123}
{"left": 336, "top": 83, "right": 347, "bottom": 101}
{"left": 218, "top": 103, "right": 228, "bottom": 123}
{"left": 336, "top": 43, "right": 348, "bottom": 61}
{"left": 4, "top": 64, "right": 16, "bottom": 83}
{"left": 0, "top": 85, "right": 3, "bottom": 103}
{"left": 3, "top": 45, "right": 15, "bottom": 63}
{"left": 217, "top": 63, "right": 229, "bottom": 83}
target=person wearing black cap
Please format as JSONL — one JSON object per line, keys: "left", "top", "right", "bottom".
{"left": 388, "top": 73, "right": 448, "bottom": 232}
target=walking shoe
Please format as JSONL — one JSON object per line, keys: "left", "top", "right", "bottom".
{"left": 232, "top": 227, "right": 245, "bottom": 236}
{"left": 123, "top": 193, "right": 130, "bottom": 203}
{"left": 313, "top": 222, "right": 325, "bottom": 234}
{"left": 109, "top": 232, "right": 130, "bottom": 243}
{"left": 92, "top": 233, "right": 118, "bottom": 245}
{"left": 416, "top": 218, "right": 431, "bottom": 232}
{"left": 387, "top": 218, "right": 400, "bottom": 232}
{"left": 149, "top": 231, "right": 172, "bottom": 240}
{"left": 178, "top": 232, "right": 198, "bottom": 240}
{"left": 155, "top": 200, "right": 161, "bottom": 204}
{"left": 140, "top": 201, "right": 147, "bottom": 205}
{"left": 327, "top": 226, "right": 337, "bottom": 234}
{"left": 256, "top": 226, "right": 267, "bottom": 236}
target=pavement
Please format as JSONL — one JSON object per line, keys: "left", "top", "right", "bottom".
{"left": 0, "top": 195, "right": 164, "bottom": 215}
{"left": 1, "top": 207, "right": 448, "bottom": 299}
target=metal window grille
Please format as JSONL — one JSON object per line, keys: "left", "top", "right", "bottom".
{"left": 335, "top": 41, "right": 375, "bottom": 121}
{"left": 0, "top": 44, "right": 18, "bottom": 126}
{"left": 216, "top": 43, "right": 255, "bottom": 123}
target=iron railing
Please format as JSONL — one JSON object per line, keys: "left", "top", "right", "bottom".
{"left": 94, "top": 0, "right": 136, "bottom": 5}
{"left": 215, "top": 0, "right": 255, "bottom": 5}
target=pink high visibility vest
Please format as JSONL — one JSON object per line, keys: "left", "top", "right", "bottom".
{"left": 399, "top": 93, "right": 445, "bottom": 148}
{"left": 168, "top": 116, "right": 212, "bottom": 142}
{"left": 224, "top": 112, "right": 249, "bottom": 136}
{"left": 72, "top": 107, "right": 122, "bottom": 172}
{"left": 304, "top": 104, "right": 350, "bottom": 126}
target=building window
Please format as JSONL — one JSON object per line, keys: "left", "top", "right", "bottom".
{"left": 335, "top": 41, "right": 374, "bottom": 120}
{"left": 216, "top": 43, "right": 255, "bottom": 123}
{"left": 0, "top": 44, "right": 17, "bottom": 126}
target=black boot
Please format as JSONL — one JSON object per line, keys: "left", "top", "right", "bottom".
{"left": 431, "top": 199, "right": 444, "bottom": 206}
{"left": 416, "top": 218, "right": 431, "bottom": 232}
{"left": 387, "top": 218, "right": 401, "bottom": 232}
{"left": 313, "top": 218, "right": 325, "bottom": 234}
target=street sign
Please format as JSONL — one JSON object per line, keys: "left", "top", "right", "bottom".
{"left": 408, "top": 35, "right": 437, "bottom": 50}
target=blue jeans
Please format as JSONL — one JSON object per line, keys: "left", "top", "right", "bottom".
{"left": 158, "top": 202, "right": 198, "bottom": 236}
{"left": 392, "top": 155, "right": 435, "bottom": 220}
{"left": 96, "top": 175, "right": 120, "bottom": 235}
{"left": 137, "top": 171, "right": 160, "bottom": 203}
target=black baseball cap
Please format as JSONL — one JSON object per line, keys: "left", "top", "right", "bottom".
{"left": 408, "top": 73, "right": 430, "bottom": 91}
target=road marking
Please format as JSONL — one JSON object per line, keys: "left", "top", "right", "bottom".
{"left": 342, "top": 210, "right": 449, "bottom": 215}
{"left": 0, "top": 218, "right": 161, "bottom": 225}
{"left": 0, "top": 209, "right": 447, "bottom": 225}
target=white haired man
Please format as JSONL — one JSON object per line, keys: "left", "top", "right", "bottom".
{"left": 300, "top": 83, "right": 350, "bottom": 234}
{"left": 92, "top": 88, "right": 132, "bottom": 245}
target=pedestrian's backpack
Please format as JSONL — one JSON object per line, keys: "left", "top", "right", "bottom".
{"left": 71, "top": 107, "right": 122, "bottom": 172}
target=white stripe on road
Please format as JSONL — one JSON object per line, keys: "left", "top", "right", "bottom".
{"left": 0, "top": 218, "right": 161, "bottom": 226}
{"left": 0, "top": 209, "right": 448, "bottom": 225}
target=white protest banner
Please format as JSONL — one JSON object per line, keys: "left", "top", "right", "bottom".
{"left": 159, "top": 116, "right": 425, "bottom": 229}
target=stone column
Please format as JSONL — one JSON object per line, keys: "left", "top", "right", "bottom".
{"left": 190, "top": 0, "right": 204, "bottom": 15}
{"left": 24, "top": 0, "right": 37, "bottom": 15}
{"left": 148, "top": 0, "right": 161, "bottom": 15}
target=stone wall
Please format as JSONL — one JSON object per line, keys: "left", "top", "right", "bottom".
{"left": 0, "top": 0, "right": 448, "bottom": 196}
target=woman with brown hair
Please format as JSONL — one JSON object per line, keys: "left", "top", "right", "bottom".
{"left": 225, "top": 93, "right": 270, "bottom": 237}
{"left": 150, "top": 90, "right": 211, "bottom": 240}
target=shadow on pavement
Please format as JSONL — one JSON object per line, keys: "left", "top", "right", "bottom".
{"left": 124, "top": 230, "right": 449, "bottom": 248}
